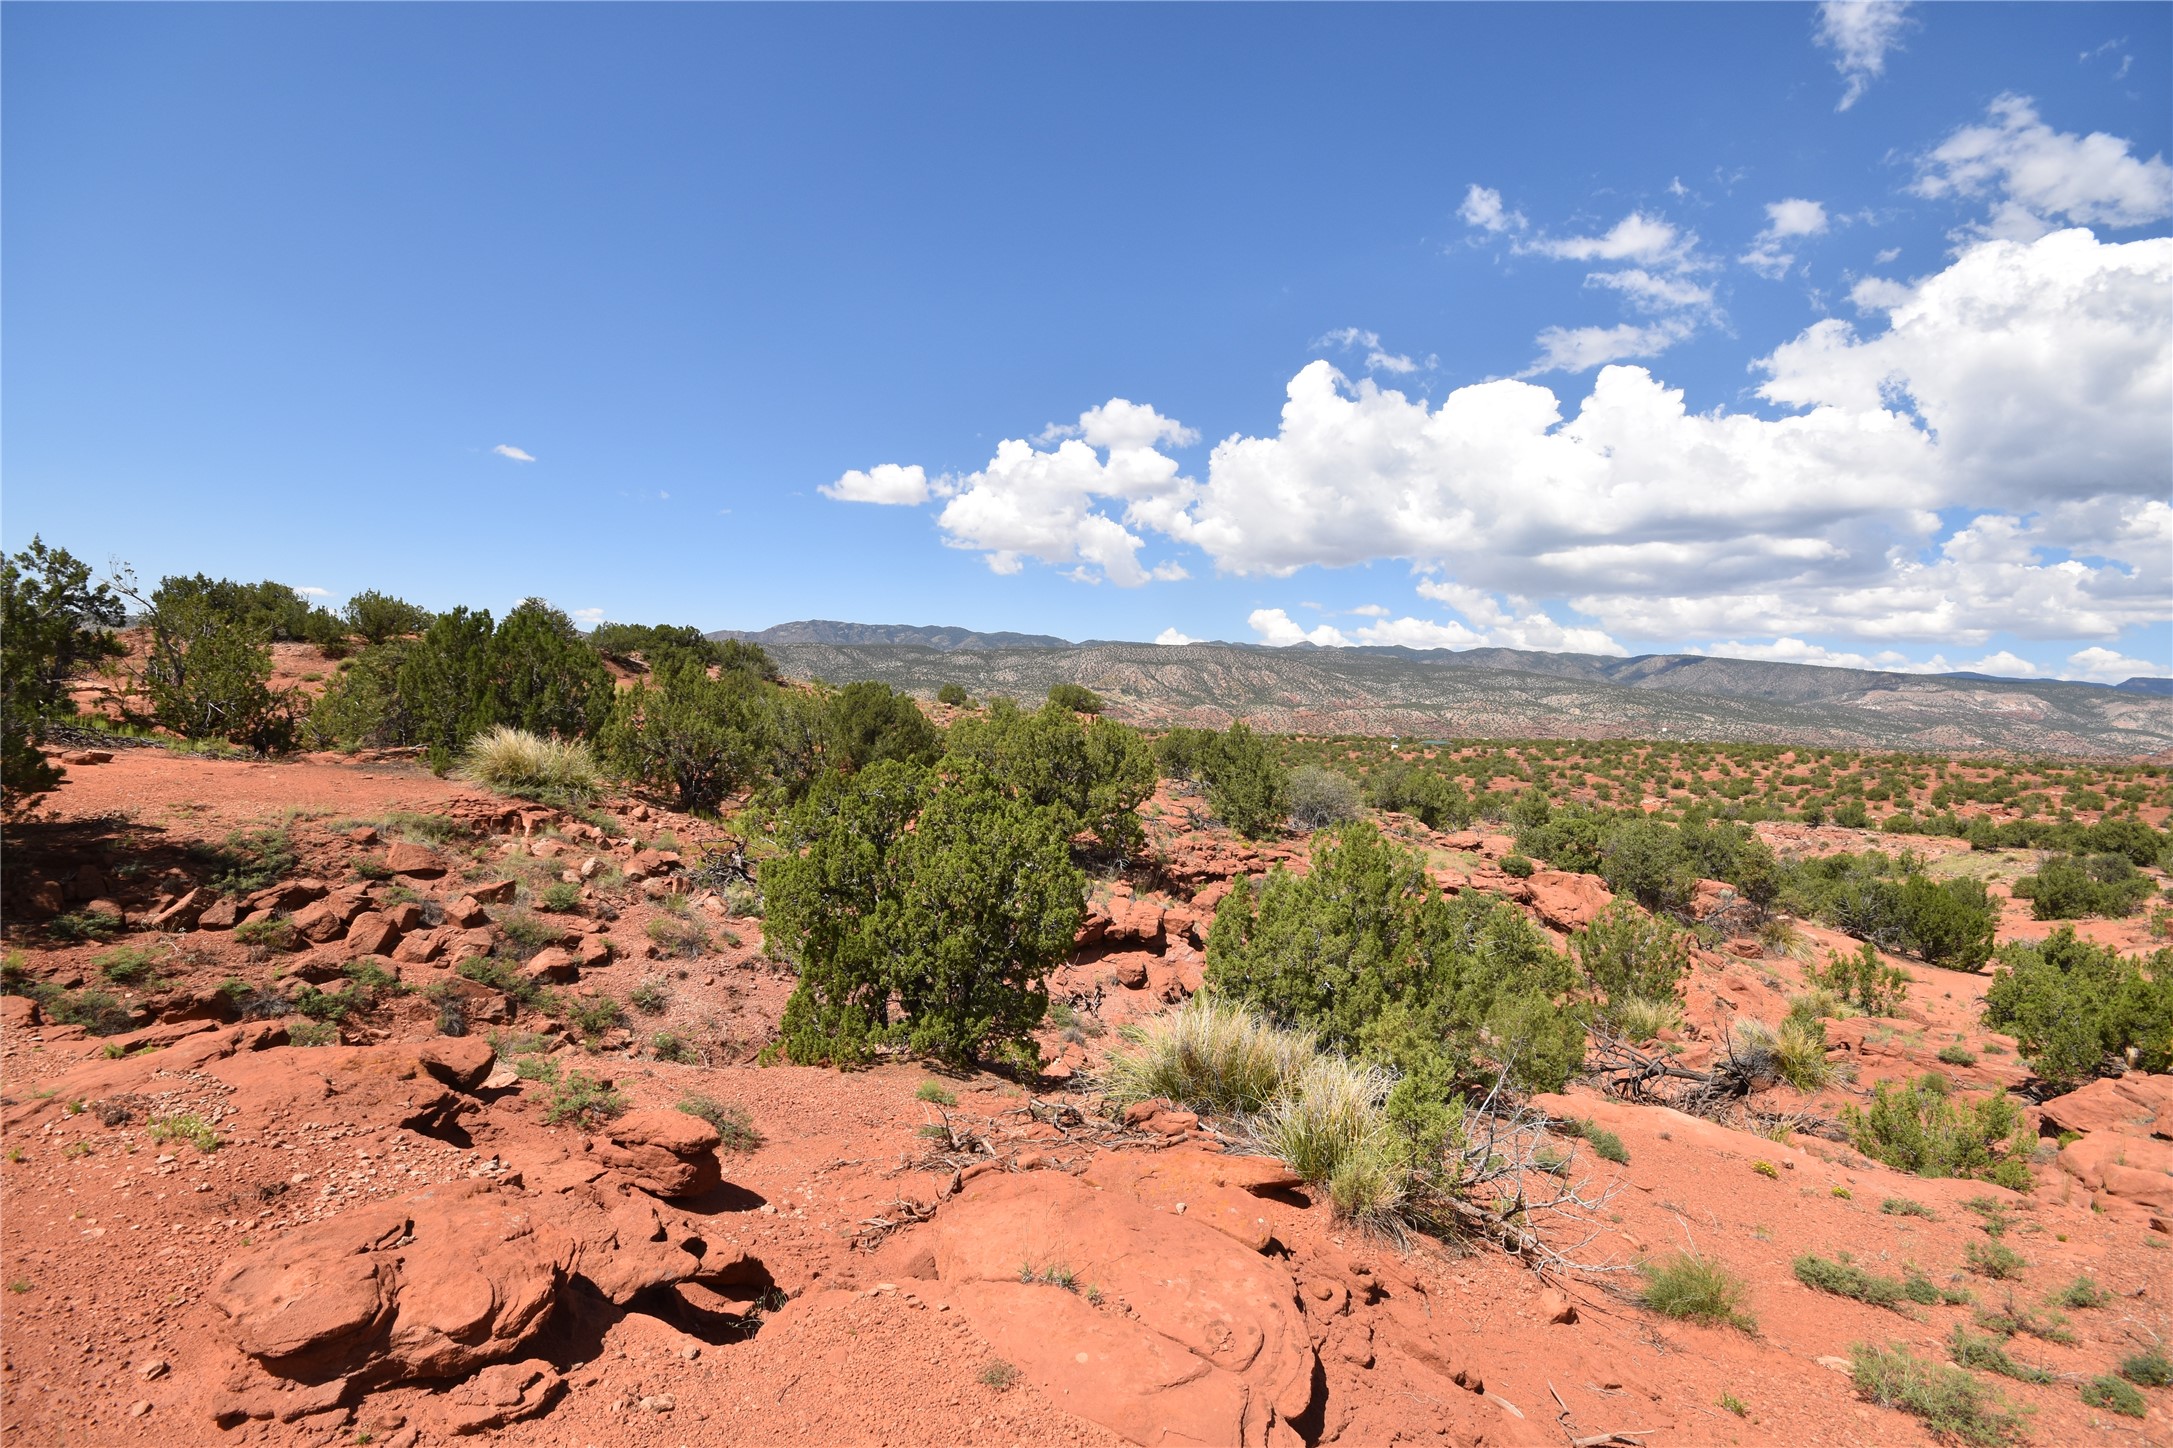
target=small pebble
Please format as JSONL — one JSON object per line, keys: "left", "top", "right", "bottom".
{"left": 639, "top": 1393, "right": 676, "bottom": 1413}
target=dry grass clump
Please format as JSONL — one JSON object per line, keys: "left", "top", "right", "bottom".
{"left": 1110, "top": 997, "right": 1410, "bottom": 1227}
{"left": 1107, "top": 995, "right": 1318, "bottom": 1116}
{"left": 460, "top": 725, "right": 601, "bottom": 803}
{"left": 1638, "top": 1252, "right": 1756, "bottom": 1331}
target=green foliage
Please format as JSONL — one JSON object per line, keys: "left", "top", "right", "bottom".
{"left": 936, "top": 683, "right": 970, "bottom": 708}
{"left": 1779, "top": 850, "right": 1997, "bottom": 970}
{"left": 677, "top": 1094, "right": 763, "bottom": 1149}
{"left": 2, "top": 975, "right": 133, "bottom": 1034}
{"left": 914, "top": 1080, "right": 957, "bottom": 1106}
{"left": 1793, "top": 1252, "right": 1936, "bottom": 1310}
{"left": 1949, "top": 1327, "right": 2052, "bottom": 1384}
{"left": 127, "top": 573, "right": 300, "bottom": 750}
{"left": 538, "top": 881, "right": 583, "bottom": 912}
{"left": 1848, "top": 1343, "right": 2030, "bottom": 1447}
{"left": 1205, "top": 822, "right": 1585, "bottom": 1112}
{"left": 46, "top": 909, "right": 123, "bottom": 943}
{"left": 2022, "top": 853, "right": 2157, "bottom": 920}
{"left": 536, "top": 1067, "right": 628, "bottom": 1128}
{"left": 456, "top": 955, "right": 549, "bottom": 1008}
{"left": 1499, "top": 852, "right": 1535, "bottom": 878}
{"left": 1197, "top": 720, "right": 1289, "bottom": 839}
{"left": 1572, "top": 901, "right": 1690, "bottom": 1020}
{"left": 1843, "top": 1073, "right": 2035, "bottom": 1189}
{"left": 1965, "top": 1241, "right": 2026, "bottom": 1280}
{"left": 2082, "top": 1375, "right": 2148, "bottom": 1417}
{"left": 767, "top": 760, "right": 1083, "bottom": 1070}
{"left": 629, "top": 977, "right": 670, "bottom": 1014}
{"left": 943, "top": 698, "right": 1155, "bottom": 856}
{"left": 1939, "top": 1042, "right": 1979, "bottom": 1067}
{"left": 341, "top": 590, "right": 430, "bottom": 645}
{"left": 490, "top": 599, "right": 614, "bottom": 741}
{"left": 1558, "top": 1117, "right": 1629, "bottom": 1165}
{"left": 645, "top": 915, "right": 711, "bottom": 958}
{"left": 199, "top": 826, "right": 299, "bottom": 896}
{"left": 1287, "top": 766, "right": 1364, "bottom": 830}
{"left": 596, "top": 656, "right": 769, "bottom": 813}
{"left": 1813, "top": 940, "right": 1913, "bottom": 1015}
{"left": 2118, "top": 1349, "right": 2173, "bottom": 1387}
{"left": 1045, "top": 682, "right": 1103, "bottom": 714}
{"left": 2053, "top": 1274, "right": 2110, "bottom": 1309}
{"left": 146, "top": 1113, "right": 220, "bottom": 1152}
{"left": 565, "top": 994, "right": 624, "bottom": 1042}
{"left": 232, "top": 917, "right": 298, "bottom": 949}
{"left": 1983, "top": 928, "right": 2173, "bottom": 1090}
{"left": 827, "top": 680, "right": 942, "bottom": 773}
{"left": 1637, "top": 1253, "right": 1756, "bottom": 1331}
{"left": 1362, "top": 758, "right": 1474, "bottom": 830}
{"left": 1, "top": 537, "right": 125, "bottom": 803}
{"left": 93, "top": 945, "right": 168, "bottom": 986}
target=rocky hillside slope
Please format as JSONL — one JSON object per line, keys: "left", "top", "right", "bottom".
{"left": 757, "top": 640, "right": 2173, "bottom": 757}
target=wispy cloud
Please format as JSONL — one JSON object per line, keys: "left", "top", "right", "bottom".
{"left": 1314, "top": 327, "right": 1428, "bottom": 375}
{"left": 295, "top": 586, "right": 331, "bottom": 598}
{"left": 492, "top": 444, "right": 537, "bottom": 463}
{"left": 1815, "top": 1, "right": 1913, "bottom": 112}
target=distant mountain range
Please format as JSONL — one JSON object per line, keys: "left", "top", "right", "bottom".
{"left": 708, "top": 621, "right": 2173, "bottom": 757}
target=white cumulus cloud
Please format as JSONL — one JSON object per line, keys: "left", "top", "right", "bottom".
{"left": 1815, "top": 1, "right": 1913, "bottom": 111}
{"left": 1248, "top": 608, "right": 1350, "bottom": 648}
{"left": 492, "top": 444, "right": 536, "bottom": 463}
{"left": 1154, "top": 627, "right": 1200, "bottom": 646}
{"left": 1741, "top": 198, "right": 1831, "bottom": 279}
{"left": 1459, "top": 184, "right": 1526, "bottom": 234}
{"left": 2064, "top": 646, "right": 2172, "bottom": 683}
{"left": 822, "top": 463, "right": 936, "bottom": 506}
{"left": 1915, "top": 95, "right": 2173, "bottom": 240}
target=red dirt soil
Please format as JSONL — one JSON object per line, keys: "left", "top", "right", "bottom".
{"left": 2, "top": 751, "right": 2169, "bottom": 1447}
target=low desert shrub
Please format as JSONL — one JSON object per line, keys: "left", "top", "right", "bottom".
{"left": 460, "top": 725, "right": 602, "bottom": 805}
{"left": 564, "top": 993, "right": 624, "bottom": 1042}
{"left": 1287, "top": 766, "right": 1364, "bottom": 830}
{"left": 1881, "top": 1196, "right": 1936, "bottom": 1219}
{"left": 1938, "top": 1042, "right": 1979, "bottom": 1067}
{"left": 1948, "top": 1326, "right": 2052, "bottom": 1384}
{"left": 644, "top": 915, "right": 711, "bottom": 959}
{"left": 1812, "top": 940, "right": 1912, "bottom": 1015}
{"left": 1982, "top": 927, "right": 2173, "bottom": 1091}
{"left": 2118, "top": 1349, "right": 2173, "bottom": 1387}
{"left": 146, "top": 1113, "right": 220, "bottom": 1152}
{"left": 1965, "top": 1241, "right": 2027, "bottom": 1280}
{"left": 1573, "top": 901, "right": 1691, "bottom": 1021}
{"left": 94, "top": 945, "right": 168, "bottom": 986}
{"left": 629, "top": 977, "right": 670, "bottom": 1014}
{"left": 2081, "top": 1374, "right": 2148, "bottom": 1417}
{"left": 1793, "top": 1252, "right": 1940, "bottom": 1310}
{"left": 915, "top": 1080, "right": 958, "bottom": 1107}
{"left": 1558, "top": 1117, "right": 1630, "bottom": 1165}
{"left": 2022, "top": 853, "right": 2157, "bottom": 921}
{"left": 1842, "top": 1073, "right": 2035, "bottom": 1190}
{"left": 537, "top": 1068, "right": 627, "bottom": 1128}
{"left": 2054, "top": 1274, "right": 2111, "bottom": 1310}
{"left": 47, "top": 909, "right": 123, "bottom": 943}
{"left": 1848, "top": 1343, "right": 2029, "bottom": 1447}
{"left": 1609, "top": 995, "right": 1683, "bottom": 1042}
{"left": 1637, "top": 1253, "right": 1755, "bottom": 1331}
{"left": 677, "top": 1094, "right": 763, "bottom": 1150}
{"left": 538, "top": 881, "right": 583, "bottom": 913}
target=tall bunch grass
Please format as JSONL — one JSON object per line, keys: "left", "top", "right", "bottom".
{"left": 460, "top": 726, "right": 601, "bottom": 804}
{"left": 1106, "top": 995, "right": 1317, "bottom": 1116}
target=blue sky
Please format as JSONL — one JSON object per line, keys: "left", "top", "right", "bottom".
{"left": 5, "top": 3, "right": 2169, "bottom": 681}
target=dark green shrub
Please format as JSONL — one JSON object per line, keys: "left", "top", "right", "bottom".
{"left": 1842, "top": 1073, "right": 2035, "bottom": 1189}
{"left": 943, "top": 698, "right": 1154, "bottom": 856}
{"left": 1965, "top": 1241, "right": 2026, "bottom": 1280}
{"left": 1499, "top": 852, "right": 1535, "bottom": 878}
{"left": 597, "top": 656, "right": 770, "bottom": 813}
{"left": 936, "top": 683, "right": 970, "bottom": 708}
{"left": 1197, "top": 720, "right": 1288, "bottom": 839}
{"left": 1983, "top": 928, "right": 2173, "bottom": 1090}
{"left": 1363, "top": 758, "right": 1474, "bottom": 830}
{"left": 1, "top": 537, "right": 125, "bottom": 805}
{"left": 1572, "top": 901, "right": 1689, "bottom": 1015}
{"left": 537, "top": 1068, "right": 627, "bottom": 1128}
{"left": 124, "top": 573, "right": 301, "bottom": 751}
{"left": 2082, "top": 1375, "right": 2147, "bottom": 1417}
{"left": 1206, "top": 821, "right": 1583, "bottom": 1149}
{"left": 2023, "top": 853, "right": 2156, "bottom": 921}
{"left": 828, "top": 680, "right": 942, "bottom": 773}
{"left": 47, "top": 910, "right": 123, "bottom": 943}
{"left": 1949, "top": 1326, "right": 2052, "bottom": 1384}
{"left": 341, "top": 590, "right": 430, "bottom": 645}
{"left": 766, "top": 761, "right": 1083, "bottom": 1070}
{"left": 1794, "top": 1252, "right": 1942, "bottom": 1309}
{"left": 1559, "top": 1117, "right": 1629, "bottom": 1165}
{"left": 1045, "top": 682, "right": 1102, "bottom": 714}
{"left": 2118, "top": 1349, "right": 2173, "bottom": 1387}
{"left": 565, "top": 994, "right": 624, "bottom": 1042}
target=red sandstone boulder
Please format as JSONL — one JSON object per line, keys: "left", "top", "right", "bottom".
{"left": 934, "top": 1173, "right": 1318, "bottom": 1448}
{"left": 2042, "top": 1075, "right": 2173, "bottom": 1139}
{"left": 418, "top": 1035, "right": 497, "bottom": 1092}
{"left": 210, "top": 1181, "right": 572, "bottom": 1389}
{"left": 1524, "top": 870, "right": 1613, "bottom": 933}
{"left": 384, "top": 842, "right": 444, "bottom": 877}
{"left": 591, "top": 1108, "right": 723, "bottom": 1198}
